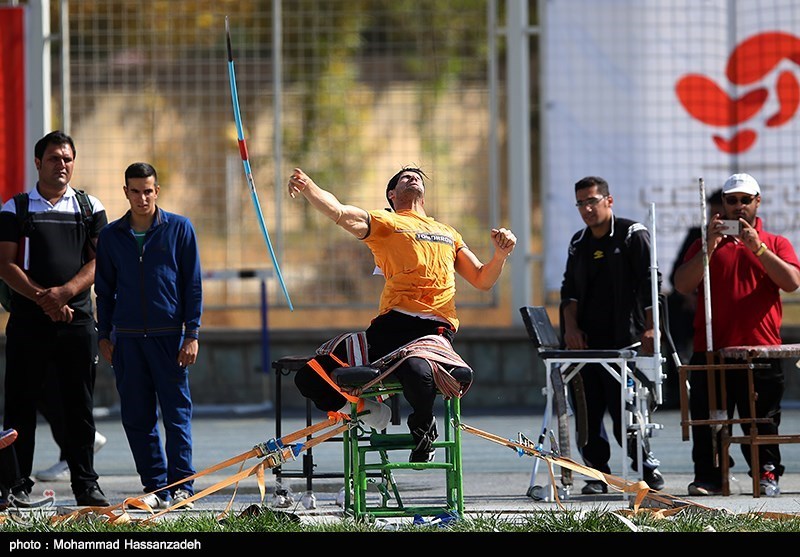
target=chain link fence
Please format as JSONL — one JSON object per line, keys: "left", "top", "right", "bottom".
{"left": 44, "top": 0, "right": 515, "bottom": 326}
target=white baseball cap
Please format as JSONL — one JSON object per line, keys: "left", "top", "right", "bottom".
{"left": 722, "top": 173, "right": 761, "bottom": 196}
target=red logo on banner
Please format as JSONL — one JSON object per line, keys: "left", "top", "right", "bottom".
{"left": 676, "top": 31, "right": 800, "bottom": 154}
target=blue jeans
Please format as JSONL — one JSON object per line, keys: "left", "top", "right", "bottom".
{"left": 113, "top": 335, "right": 195, "bottom": 495}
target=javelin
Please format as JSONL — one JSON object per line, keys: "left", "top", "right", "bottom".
{"left": 698, "top": 178, "right": 712, "bottom": 351}
{"left": 225, "top": 17, "right": 294, "bottom": 311}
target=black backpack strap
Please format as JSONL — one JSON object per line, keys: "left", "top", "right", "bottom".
{"left": 12, "top": 192, "right": 29, "bottom": 233}
{"left": 73, "top": 189, "right": 96, "bottom": 257}
{"left": 74, "top": 189, "right": 94, "bottom": 222}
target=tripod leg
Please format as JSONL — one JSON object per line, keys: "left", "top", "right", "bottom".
{"left": 527, "top": 364, "right": 553, "bottom": 499}
{"left": 550, "top": 367, "right": 572, "bottom": 489}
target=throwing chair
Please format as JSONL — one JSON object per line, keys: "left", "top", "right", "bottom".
{"left": 331, "top": 362, "right": 472, "bottom": 521}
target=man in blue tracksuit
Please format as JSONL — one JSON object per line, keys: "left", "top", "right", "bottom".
{"left": 95, "top": 162, "right": 202, "bottom": 510}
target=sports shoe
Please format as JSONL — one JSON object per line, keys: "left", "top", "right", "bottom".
{"left": 172, "top": 489, "right": 194, "bottom": 509}
{"left": 75, "top": 485, "right": 109, "bottom": 507}
{"left": 35, "top": 460, "right": 69, "bottom": 482}
{"left": 687, "top": 481, "right": 722, "bottom": 496}
{"left": 410, "top": 445, "right": 436, "bottom": 463}
{"left": 271, "top": 484, "right": 294, "bottom": 508}
{"left": 409, "top": 417, "right": 438, "bottom": 463}
{"left": 300, "top": 490, "right": 317, "bottom": 510}
{"left": 8, "top": 490, "right": 54, "bottom": 509}
{"left": 643, "top": 467, "right": 665, "bottom": 491}
{"left": 94, "top": 431, "right": 108, "bottom": 452}
{"left": 357, "top": 398, "right": 392, "bottom": 431}
{"left": 8, "top": 489, "right": 31, "bottom": 507}
{"left": 335, "top": 486, "right": 347, "bottom": 508}
{"left": 581, "top": 481, "right": 607, "bottom": 495}
{"left": 35, "top": 430, "right": 107, "bottom": 482}
{"left": 140, "top": 492, "right": 171, "bottom": 510}
{"left": 0, "top": 428, "right": 17, "bottom": 450}
{"left": 760, "top": 464, "right": 780, "bottom": 497}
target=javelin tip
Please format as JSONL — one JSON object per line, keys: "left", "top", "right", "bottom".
{"left": 225, "top": 16, "right": 233, "bottom": 62}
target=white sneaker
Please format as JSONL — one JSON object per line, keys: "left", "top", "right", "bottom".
{"left": 300, "top": 491, "right": 317, "bottom": 510}
{"left": 335, "top": 486, "right": 354, "bottom": 508}
{"left": 358, "top": 398, "right": 391, "bottom": 430}
{"left": 35, "top": 430, "right": 107, "bottom": 482}
{"left": 34, "top": 460, "right": 69, "bottom": 482}
{"left": 335, "top": 486, "right": 346, "bottom": 507}
{"left": 140, "top": 493, "right": 171, "bottom": 510}
{"left": 94, "top": 431, "right": 107, "bottom": 453}
{"left": 271, "top": 486, "right": 293, "bottom": 508}
{"left": 171, "top": 489, "right": 194, "bottom": 509}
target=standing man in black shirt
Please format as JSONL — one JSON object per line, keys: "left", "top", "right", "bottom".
{"left": 0, "top": 130, "right": 109, "bottom": 507}
{"left": 560, "top": 176, "right": 664, "bottom": 494}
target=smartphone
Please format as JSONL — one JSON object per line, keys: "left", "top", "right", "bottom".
{"left": 719, "top": 219, "right": 741, "bottom": 236}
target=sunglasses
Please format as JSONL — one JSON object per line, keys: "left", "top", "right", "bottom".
{"left": 724, "top": 194, "right": 757, "bottom": 206}
{"left": 575, "top": 196, "right": 607, "bottom": 208}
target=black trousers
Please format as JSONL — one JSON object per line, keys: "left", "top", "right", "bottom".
{"left": 38, "top": 363, "right": 74, "bottom": 462}
{"left": 571, "top": 362, "right": 659, "bottom": 475}
{"left": 294, "top": 310, "right": 459, "bottom": 432}
{"left": 688, "top": 352, "right": 784, "bottom": 484}
{"left": 3, "top": 316, "right": 101, "bottom": 496}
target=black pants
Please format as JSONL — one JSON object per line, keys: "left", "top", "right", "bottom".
{"left": 38, "top": 363, "right": 74, "bottom": 462}
{"left": 3, "top": 316, "right": 101, "bottom": 496}
{"left": 571, "top": 362, "right": 659, "bottom": 475}
{"left": 688, "top": 352, "right": 784, "bottom": 484}
{"left": 294, "top": 310, "right": 460, "bottom": 433}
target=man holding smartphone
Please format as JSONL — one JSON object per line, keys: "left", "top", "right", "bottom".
{"left": 673, "top": 173, "right": 800, "bottom": 497}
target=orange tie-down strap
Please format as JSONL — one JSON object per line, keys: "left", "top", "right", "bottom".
{"left": 310, "top": 333, "right": 470, "bottom": 403}
{"left": 458, "top": 421, "right": 724, "bottom": 518}
{"left": 42, "top": 416, "right": 350, "bottom": 526}
{"left": 307, "top": 353, "right": 361, "bottom": 404}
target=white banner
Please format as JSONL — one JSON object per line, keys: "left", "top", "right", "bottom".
{"left": 543, "top": 0, "right": 800, "bottom": 293}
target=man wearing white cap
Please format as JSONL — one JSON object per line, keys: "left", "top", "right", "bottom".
{"left": 674, "top": 173, "right": 800, "bottom": 497}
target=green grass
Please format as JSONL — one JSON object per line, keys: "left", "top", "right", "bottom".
{"left": 3, "top": 507, "right": 800, "bottom": 533}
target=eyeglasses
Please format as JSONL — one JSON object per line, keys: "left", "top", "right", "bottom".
{"left": 575, "top": 196, "right": 607, "bottom": 209}
{"left": 724, "top": 194, "right": 756, "bottom": 206}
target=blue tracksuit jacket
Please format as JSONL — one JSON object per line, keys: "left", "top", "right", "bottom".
{"left": 95, "top": 207, "right": 202, "bottom": 341}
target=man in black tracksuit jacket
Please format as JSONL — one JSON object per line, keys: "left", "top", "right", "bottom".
{"left": 560, "top": 176, "right": 665, "bottom": 494}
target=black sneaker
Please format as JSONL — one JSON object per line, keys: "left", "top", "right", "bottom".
{"left": 8, "top": 490, "right": 54, "bottom": 509}
{"left": 75, "top": 485, "right": 109, "bottom": 507}
{"left": 581, "top": 481, "right": 607, "bottom": 495}
{"left": 687, "top": 481, "right": 722, "bottom": 496}
{"left": 409, "top": 445, "right": 436, "bottom": 463}
{"left": 643, "top": 468, "right": 665, "bottom": 491}
{"left": 409, "top": 417, "right": 437, "bottom": 464}
{"left": 8, "top": 490, "right": 31, "bottom": 507}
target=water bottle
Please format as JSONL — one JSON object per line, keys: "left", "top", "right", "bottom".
{"left": 762, "top": 464, "right": 780, "bottom": 497}
{"left": 626, "top": 376, "right": 635, "bottom": 404}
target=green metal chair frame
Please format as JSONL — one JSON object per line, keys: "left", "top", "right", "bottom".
{"left": 332, "top": 367, "right": 466, "bottom": 521}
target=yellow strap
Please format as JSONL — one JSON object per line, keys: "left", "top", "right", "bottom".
{"left": 49, "top": 417, "right": 348, "bottom": 526}
{"left": 457, "top": 421, "right": 713, "bottom": 513}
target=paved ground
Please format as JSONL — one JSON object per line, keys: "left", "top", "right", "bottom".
{"left": 3, "top": 406, "right": 800, "bottom": 551}
{"left": 17, "top": 406, "right": 800, "bottom": 518}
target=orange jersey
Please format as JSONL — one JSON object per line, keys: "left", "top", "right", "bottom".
{"left": 363, "top": 209, "right": 467, "bottom": 330}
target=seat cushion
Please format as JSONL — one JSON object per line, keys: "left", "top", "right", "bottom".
{"left": 331, "top": 366, "right": 382, "bottom": 388}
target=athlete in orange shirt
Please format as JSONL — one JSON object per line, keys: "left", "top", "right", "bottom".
{"left": 289, "top": 166, "right": 516, "bottom": 462}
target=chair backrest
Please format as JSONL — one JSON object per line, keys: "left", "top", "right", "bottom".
{"left": 519, "top": 306, "right": 561, "bottom": 351}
